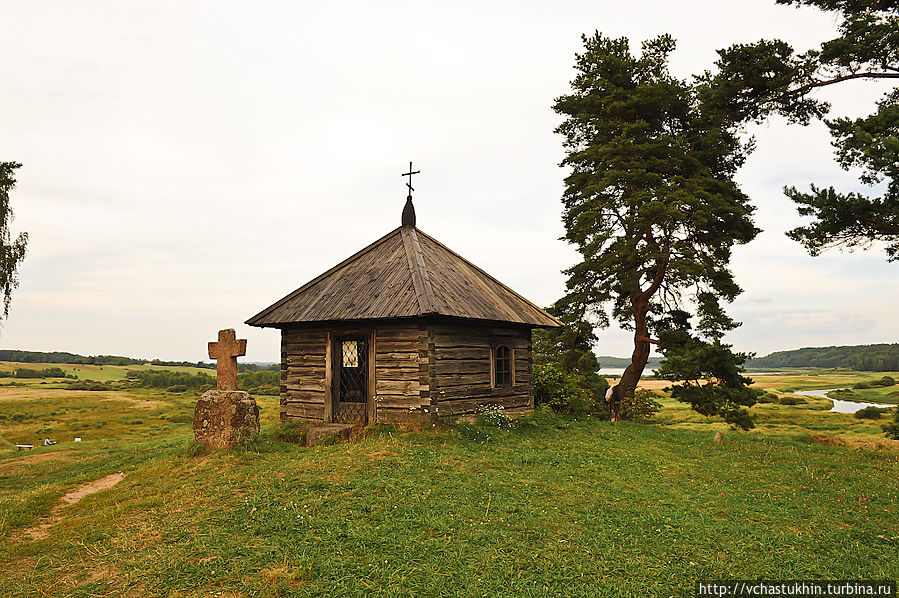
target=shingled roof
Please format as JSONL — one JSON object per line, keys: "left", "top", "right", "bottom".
{"left": 245, "top": 225, "right": 562, "bottom": 328}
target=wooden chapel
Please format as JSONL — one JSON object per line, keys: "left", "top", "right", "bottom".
{"left": 246, "top": 176, "right": 561, "bottom": 425}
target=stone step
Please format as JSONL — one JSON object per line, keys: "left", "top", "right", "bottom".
{"left": 305, "top": 423, "right": 355, "bottom": 447}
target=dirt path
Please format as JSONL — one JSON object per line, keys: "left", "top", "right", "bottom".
{"left": 20, "top": 472, "right": 126, "bottom": 540}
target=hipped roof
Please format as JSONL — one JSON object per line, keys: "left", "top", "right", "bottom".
{"left": 245, "top": 226, "right": 562, "bottom": 329}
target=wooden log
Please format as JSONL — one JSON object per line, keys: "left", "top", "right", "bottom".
{"left": 433, "top": 385, "right": 531, "bottom": 400}
{"left": 375, "top": 367, "right": 419, "bottom": 380}
{"left": 282, "top": 402, "right": 325, "bottom": 419}
{"left": 375, "top": 329, "right": 420, "bottom": 342}
{"left": 284, "top": 354, "right": 326, "bottom": 365}
{"left": 433, "top": 348, "right": 491, "bottom": 360}
{"left": 374, "top": 355, "right": 419, "bottom": 368}
{"left": 283, "top": 331, "right": 328, "bottom": 343}
{"left": 431, "top": 372, "right": 491, "bottom": 387}
{"left": 285, "top": 368, "right": 327, "bottom": 380}
{"left": 324, "top": 332, "right": 333, "bottom": 422}
{"left": 285, "top": 390, "right": 326, "bottom": 403}
{"left": 433, "top": 361, "right": 490, "bottom": 375}
{"left": 375, "top": 395, "right": 430, "bottom": 408}
{"left": 285, "top": 381, "right": 326, "bottom": 392}
{"left": 376, "top": 340, "right": 420, "bottom": 352}
{"left": 434, "top": 395, "right": 531, "bottom": 415}
{"left": 375, "top": 379, "right": 423, "bottom": 394}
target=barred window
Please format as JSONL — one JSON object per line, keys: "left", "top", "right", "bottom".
{"left": 494, "top": 345, "right": 512, "bottom": 387}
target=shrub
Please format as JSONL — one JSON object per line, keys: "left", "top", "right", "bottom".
{"left": 68, "top": 422, "right": 82, "bottom": 430}
{"left": 246, "top": 384, "right": 279, "bottom": 396}
{"left": 873, "top": 376, "right": 896, "bottom": 387}
{"left": 11, "top": 413, "right": 26, "bottom": 422}
{"left": 855, "top": 406, "right": 884, "bottom": 419}
{"left": 134, "top": 370, "right": 214, "bottom": 390}
{"left": 165, "top": 385, "right": 189, "bottom": 393}
{"left": 852, "top": 382, "right": 872, "bottom": 389}
{"left": 779, "top": 396, "right": 807, "bottom": 405}
{"left": 883, "top": 407, "right": 899, "bottom": 439}
{"left": 14, "top": 368, "right": 41, "bottom": 378}
{"left": 756, "top": 392, "right": 778, "bottom": 403}
{"left": 533, "top": 363, "right": 607, "bottom": 416}
{"left": 239, "top": 370, "right": 280, "bottom": 394}
{"left": 87, "top": 384, "right": 107, "bottom": 391}
{"left": 620, "top": 389, "right": 662, "bottom": 421}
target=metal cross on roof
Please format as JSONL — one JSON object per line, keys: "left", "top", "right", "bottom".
{"left": 401, "top": 161, "right": 420, "bottom": 198}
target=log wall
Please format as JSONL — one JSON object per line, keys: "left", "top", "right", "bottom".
{"left": 280, "top": 327, "right": 329, "bottom": 421}
{"left": 279, "top": 319, "right": 534, "bottom": 424}
{"left": 373, "top": 323, "right": 431, "bottom": 421}
{"left": 428, "top": 322, "right": 533, "bottom": 417}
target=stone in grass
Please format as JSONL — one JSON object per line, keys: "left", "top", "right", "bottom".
{"left": 305, "top": 423, "right": 354, "bottom": 447}
{"left": 194, "top": 390, "right": 260, "bottom": 449}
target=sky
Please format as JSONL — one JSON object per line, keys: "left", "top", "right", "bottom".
{"left": 1, "top": 0, "right": 896, "bottom": 364}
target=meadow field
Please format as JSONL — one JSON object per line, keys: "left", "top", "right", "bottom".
{"left": 0, "top": 365, "right": 896, "bottom": 597}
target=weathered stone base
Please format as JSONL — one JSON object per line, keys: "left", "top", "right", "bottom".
{"left": 194, "top": 390, "right": 260, "bottom": 449}
{"left": 305, "top": 423, "right": 354, "bottom": 447}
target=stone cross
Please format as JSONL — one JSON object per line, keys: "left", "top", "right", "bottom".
{"left": 208, "top": 329, "right": 247, "bottom": 390}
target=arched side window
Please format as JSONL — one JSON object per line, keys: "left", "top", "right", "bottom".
{"left": 493, "top": 345, "right": 513, "bottom": 387}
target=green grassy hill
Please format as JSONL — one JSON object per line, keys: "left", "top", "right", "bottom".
{"left": 0, "top": 371, "right": 897, "bottom": 597}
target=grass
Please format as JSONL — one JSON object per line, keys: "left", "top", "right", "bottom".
{"left": 0, "top": 367, "right": 897, "bottom": 596}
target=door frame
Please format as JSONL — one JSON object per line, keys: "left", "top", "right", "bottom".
{"left": 327, "top": 328, "right": 375, "bottom": 425}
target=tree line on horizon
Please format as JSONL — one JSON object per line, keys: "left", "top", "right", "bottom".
{"left": 0, "top": 349, "right": 277, "bottom": 373}
{"left": 748, "top": 344, "right": 899, "bottom": 371}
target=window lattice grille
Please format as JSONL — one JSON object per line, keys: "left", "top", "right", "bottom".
{"left": 494, "top": 345, "right": 512, "bottom": 387}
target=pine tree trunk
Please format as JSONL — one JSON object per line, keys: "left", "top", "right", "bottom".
{"left": 609, "top": 298, "right": 651, "bottom": 421}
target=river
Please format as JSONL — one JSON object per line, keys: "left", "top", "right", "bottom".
{"left": 791, "top": 389, "right": 895, "bottom": 414}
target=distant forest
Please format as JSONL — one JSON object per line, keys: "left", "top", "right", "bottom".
{"left": 602, "top": 345, "right": 899, "bottom": 372}
{"left": 745, "top": 344, "right": 899, "bottom": 371}
{"left": 0, "top": 350, "right": 277, "bottom": 373}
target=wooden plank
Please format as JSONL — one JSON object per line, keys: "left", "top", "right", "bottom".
{"left": 376, "top": 340, "right": 420, "bottom": 352}
{"left": 367, "top": 329, "right": 376, "bottom": 425}
{"left": 434, "top": 395, "right": 531, "bottom": 415}
{"left": 324, "top": 332, "right": 332, "bottom": 422}
{"left": 375, "top": 379, "right": 422, "bottom": 395}
{"left": 375, "top": 367, "right": 420, "bottom": 380}
{"left": 283, "top": 345, "right": 327, "bottom": 357}
{"left": 433, "top": 385, "right": 531, "bottom": 400}
{"left": 375, "top": 354, "right": 419, "bottom": 365}
{"left": 375, "top": 395, "right": 430, "bottom": 408}
{"left": 431, "top": 372, "right": 491, "bottom": 387}
{"left": 285, "top": 390, "right": 326, "bottom": 403}
{"left": 285, "top": 382, "right": 326, "bottom": 392}
{"left": 400, "top": 227, "right": 439, "bottom": 313}
{"left": 375, "top": 328, "right": 421, "bottom": 342}
{"left": 283, "top": 402, "right": 325, "bottom": 420}
{"left": 433, "top": 348, "right": 491, "bottom": 360}
{"left": 284, "top": 354, "right": 326, "bottom": 365}
{"left": 433, "top": 361, "right": 490, "bottom": 375}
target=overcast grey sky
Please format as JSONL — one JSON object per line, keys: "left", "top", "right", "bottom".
{"left": 1, "top": 0, "right": 896, "bottom": 364}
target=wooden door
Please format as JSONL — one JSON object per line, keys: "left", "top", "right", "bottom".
{"left": 333, "top": 336, "right": 368, "bottom": 425}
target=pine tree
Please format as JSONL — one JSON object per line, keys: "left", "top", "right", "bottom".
{"left": 553, "top": 33, "right": 758, "bottom": 420}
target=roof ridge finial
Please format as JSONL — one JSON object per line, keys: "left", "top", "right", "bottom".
{"left": 401, "top": 161, "right": 420, "bottom": 227}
